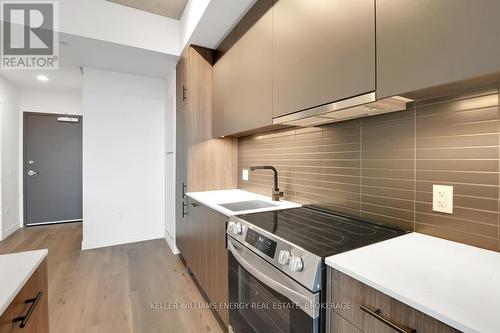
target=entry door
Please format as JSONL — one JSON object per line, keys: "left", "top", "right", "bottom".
{"left": 24, "top": 113, "right": 83, "bottom": 226}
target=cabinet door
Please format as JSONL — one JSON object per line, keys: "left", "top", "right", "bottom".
{"left": 187, "top": 199, "right": 207, "bottom": 287}
{"left": 327, "top": 311, "right": 362, "bottom": 333}
{"left": 0, "top": 259, "right": 49, "bottom": 333}
{"left": 187, "top": 47, "right": 213, "bottom": 145}
{"left": 176, "top": 54, "right": 187, "bottom": 108}
{"left": 272, "top": 0, "right": 375, "bottom": 117}
{"left": 213, "top": 0, "right": 273, "bottom": 137}
{"left": 175, "top": 104, "right": 189, "bottom": 259}
{"left": 327, "top": 268, "right": 460, "bottom": 333}
{"left": 377, "top": 0, "right": 500, "bottom": 98}
{"left": 204, "top": 208, "right": 229, "bottom": 326}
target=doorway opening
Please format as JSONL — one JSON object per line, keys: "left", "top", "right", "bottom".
{"left": 23, "top": 112, "right": 83, "bottom": 226}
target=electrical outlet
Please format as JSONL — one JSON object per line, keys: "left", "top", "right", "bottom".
{"left": 242, "top": 169, "right": 249, "bottom": 181}
{"left": 433, "top": 185, "right": 453, "bottom": 214}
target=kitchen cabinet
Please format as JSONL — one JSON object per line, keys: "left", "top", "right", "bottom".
{"left": 186, "top": 198, "right": 229, "bottom": 327}
{"left": 377, "top": 0, "right": 500, "bottom": 98}
{"left": 175, "top": 45, "right": 237, "bottom": 260}
{"left": 272, "top": 0, "right": 375, "bottom": 118}
{"left": 0, "top": 259, "right": 49, "bottom": 333}
{"left": 176, "top": 54, "right": 187, "bottom": 108}
{"left": 204, "top": 208, "right": 229, "bottom": 326}
{"left": 326, "top": 268, "right": 459, "bottom": 333}
{"left": 212, "top": 0, "right": 273, "bottom": 137}
{"left": 186, "top": 47, "right": 213, "bottom": 145}
{"left": 175, "top": 103, "right": 189, "bottom": 260}
{"left": 187, "top": 199, "right": 206, "bottom": 284}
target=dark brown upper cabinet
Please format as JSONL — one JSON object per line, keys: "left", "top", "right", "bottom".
{"left": 213, "top": 0, "right": 273, "bottom": 137}
{"left": 377, "top": 0, "right": 500, "bottom": 99}
{"left": 272, "top": 0, "right": 376, "bottom": 118}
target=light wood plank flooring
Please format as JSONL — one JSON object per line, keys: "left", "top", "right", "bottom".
{"left": 0, "top": 223, "right": 223, "bottom": 333}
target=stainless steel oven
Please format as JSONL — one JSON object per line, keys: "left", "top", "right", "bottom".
{"left": 226, "top": 207, "right": 407, "bottom": 333}
{"left": 227, "top": 237, "right": 320, "bottom": 333}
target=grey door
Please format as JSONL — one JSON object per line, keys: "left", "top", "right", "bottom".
{"left": 24, "top": 113, "right": 82, "bottom": 226}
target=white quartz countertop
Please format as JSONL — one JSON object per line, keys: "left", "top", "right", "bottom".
{"left": 326, "top": 233, "right": 500, "bottom": 333}
{"left": 0, "top": 249, "right": 48, "bottom": 316}
{"left": 186, "top": 189, "right": 301, "bottom": 216}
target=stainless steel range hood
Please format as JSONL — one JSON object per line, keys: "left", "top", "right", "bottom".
{"left": 272, "top": 92, "right": 413, "bottom": 127}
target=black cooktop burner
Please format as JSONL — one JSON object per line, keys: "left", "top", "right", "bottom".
{"left": 237, "top": 206, "right": 408, "bottom": 258}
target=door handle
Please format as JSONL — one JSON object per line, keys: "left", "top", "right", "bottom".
{"left": 27, "top": 170, "right": 39, "bottom": 176}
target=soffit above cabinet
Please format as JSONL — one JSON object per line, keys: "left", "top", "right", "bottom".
{"left": 106, "top": 0, "right": 188, "bottom": 19}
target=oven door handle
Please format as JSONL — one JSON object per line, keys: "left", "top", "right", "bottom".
{"left": 227, "top": 238, "right": 319, "bottom": 319}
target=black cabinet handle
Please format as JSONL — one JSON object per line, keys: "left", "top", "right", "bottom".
{"left": 190, "top": 203, "right": 199, "bottom": 207}
{"left": 182, "top": 183, "right": 187, "bottom": 199}
{"left": 182, "top": 202, "right": 188, "bottom": 218}
{"left": 13, "top": 292, "right": 43, "bottom": 328}
{"left": 360, "top": 305, "right": 416, "bottom": 333}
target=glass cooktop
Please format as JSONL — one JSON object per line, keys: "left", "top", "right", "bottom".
{"left": 237, "top": 206, "right": 408, "bottom": 258}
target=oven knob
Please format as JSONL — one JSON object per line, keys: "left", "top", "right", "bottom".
{"left": 277, "top": 250, "right": 291, "bottom": 265}
{"left": 289, "top": 256, "right": 303, "bottom": 272}
{"left": 232, "top": 223, "right": 243, "bottom": 235}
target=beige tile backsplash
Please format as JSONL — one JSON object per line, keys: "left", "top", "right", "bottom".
{"left": 238, "top": 88, "right": 500, "bottom": 251}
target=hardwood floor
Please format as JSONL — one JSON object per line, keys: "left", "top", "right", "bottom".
{"left": 0, "top": 223, "right": 223, "bottom": 333}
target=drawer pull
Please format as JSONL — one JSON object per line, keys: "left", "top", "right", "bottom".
{"left": 13, "top": 292, "right": 43, "bottom": 328}
{"left": 360, "top": 305, "right": 416, "bottom": 333}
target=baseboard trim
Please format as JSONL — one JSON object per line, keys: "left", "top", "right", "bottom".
{"left": 2, "top": 223, "right": 20, "bottom": 241}
{"left": 164, "top": 231, "right": 180, "bottom": 255}
{"left": 82, "top": 232, "right": 164, "bottom": 250}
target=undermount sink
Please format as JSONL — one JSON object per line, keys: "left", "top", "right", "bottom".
{"left": 219, "top": 200, "right": 277, "bottom": 212}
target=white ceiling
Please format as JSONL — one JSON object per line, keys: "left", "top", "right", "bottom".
{"left": 0, "top": 32, "right": 178, "bottom": 95}
{"left": 106, "top": 0, "right": 188, "bottom": 19}
{"left": 0, "top": 0, "right": 255, "bottom": 95}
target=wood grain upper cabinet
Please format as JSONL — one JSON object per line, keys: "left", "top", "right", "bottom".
{"left": 272, "top": 0, "right": 375, "bottom": 118}
{"left": 213, "top": 0, "right": 273, "bottom": 137}
{"left": 376, "top": 0, "right": 500, "bottom": 98}
{"left": 187, "top": 47, "right": 213, "bottom": 145}
{"left": 176, "top": 54, "right": 187, "bottom": 108}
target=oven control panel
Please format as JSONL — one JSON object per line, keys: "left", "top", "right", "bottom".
{"left": 227, "top": 219, "right": 323, "bottom": 292}
{"left": 244, "top": 228, "right": 277, "bottom": 259}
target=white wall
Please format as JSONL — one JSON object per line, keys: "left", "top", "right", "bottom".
{"left": 0, "top": 76, "right": 20, "bottom": 240}
{"left": 82, "top": 68, "right": 165, "bottom": 250}
{"left": 20, "top": 91, "right": 82, "bottom": 115}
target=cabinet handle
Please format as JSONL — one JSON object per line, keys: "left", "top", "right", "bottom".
{"left": 190, "top": 203, "right": 199, "bottom": 207}
{"left": 182, "top": 202, "right": 188, "bottom": 218}
{"left": 182, "top": 85, "right": 187, "bottom": 101}
{"left": 13, "top": 292, "right": 43, "bottom": 328}
{"left": 360, "top": 305, "right": 416, "bottom": 333}
{"left": 182, "top": 182, "right": 187, "bottom": 199}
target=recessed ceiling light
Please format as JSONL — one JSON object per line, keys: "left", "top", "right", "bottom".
{"left": 37, "top": 75, "right": 49, "bottom": 82}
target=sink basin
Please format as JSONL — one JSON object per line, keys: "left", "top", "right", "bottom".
{"left": 219, "top": 200, "right": 277, "bottom": 212}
